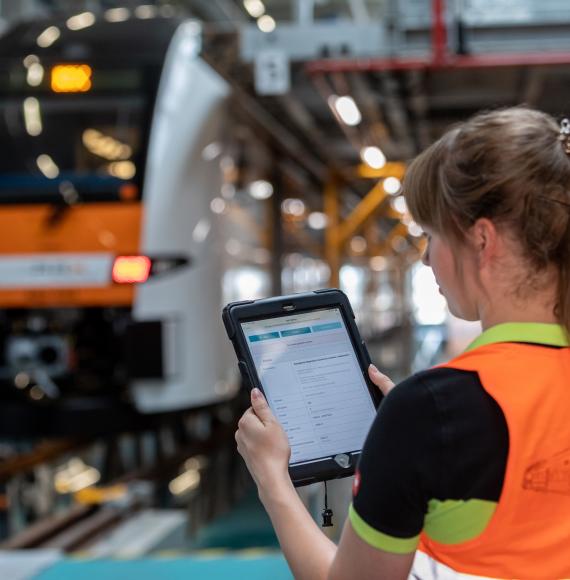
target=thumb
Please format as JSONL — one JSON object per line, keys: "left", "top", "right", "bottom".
{"left": 368, "top": 364, "right": 395, "bottom": 397}
{"left": 251, "top": 388, "right": 274, "bottom": 424}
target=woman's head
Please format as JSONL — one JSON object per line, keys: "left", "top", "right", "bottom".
{"left": 403, "top": 107, "right": 570, "bottom": 331}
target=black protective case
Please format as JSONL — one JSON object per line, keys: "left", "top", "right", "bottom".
{"left": 222, "top": 288, "right": 382, "bottom": 486}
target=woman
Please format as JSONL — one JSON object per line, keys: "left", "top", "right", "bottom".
{"left": 235, "top": 107, "right": 570, "bottom": 579}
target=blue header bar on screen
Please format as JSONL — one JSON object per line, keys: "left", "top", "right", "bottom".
{"left": 311, "top": 322, "right": 342, "bottom": 332}
{"left": 248, "top": 332, "right": 281, "bottom": 342}
{"left": 280, "top": 327, "right": 312, "bottom": 337}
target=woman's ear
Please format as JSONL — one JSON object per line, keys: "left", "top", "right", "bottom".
{"left": 469, "top": 218, "right": 498, "bottom": 268}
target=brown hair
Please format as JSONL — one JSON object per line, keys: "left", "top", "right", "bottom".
{"left": 403, "top": 107, "right": 570, "bottom": 335}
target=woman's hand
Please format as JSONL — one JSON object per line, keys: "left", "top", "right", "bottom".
{"left": 368, "top": 364, "right": 395, "bottom": 396}
{"left": 235, "top": 388, "right": 291, "bottom": 492}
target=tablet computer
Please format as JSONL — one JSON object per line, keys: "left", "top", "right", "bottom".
{"left": 222, "top": 289, "right": 382, "bottom": 486}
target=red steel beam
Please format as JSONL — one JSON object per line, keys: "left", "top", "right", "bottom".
{"left": 305, "top": 52, "right": 570, "bottom": 75}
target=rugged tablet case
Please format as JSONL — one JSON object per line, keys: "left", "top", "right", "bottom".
{"left": 222, "top": 288, "right": 382, "bottom": 486}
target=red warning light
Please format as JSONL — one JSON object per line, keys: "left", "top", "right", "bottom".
{"left": 112, "top": 256, "right": 151, "bottom": 284}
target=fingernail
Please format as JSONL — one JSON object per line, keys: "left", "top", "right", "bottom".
{"left": 369, "top": 364, "right": 379, "bottom": 374}
{"left": 251, "top": 388, "right": 261, "bottom": 398}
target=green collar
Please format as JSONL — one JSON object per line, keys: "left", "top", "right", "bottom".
{"left": 466, "top": 322, "right": 569, "bottom": 352}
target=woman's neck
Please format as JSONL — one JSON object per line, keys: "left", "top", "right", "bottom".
{"left": 479, "top": 291, "right": 559, "bottom": 331}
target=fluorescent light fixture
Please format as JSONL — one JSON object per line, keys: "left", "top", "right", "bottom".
{"left": 370, "top": 256, "right": 387, "bottom": 271}
{"left": 407, "top": 221, "right": 423, "bottom": 238}
{"left": 257, "top": 14, "right": 276, "bottom": 33}
{"left": 201, "top": 142, "right": 222, "bottom": 161}
{"left": 350, "top": 236, "right": 367, "bottom": 253}
{"left": 281, "top": 198, "right": 305, "bottom": 216}
{"left": 37, "top": 154, "right": 59, "bottom": 179}
{"left": 361, "top": 146, "right": 386, "bottom": 169}
{"left": 104, "top": 7, "right": 130, "bottom": 22}
{"left": 210, "top": 197, "right": 226, "bottom": 214}
{"left": 192, "top": 218, "right": 211, "bottom": 243}
{"left": 390, "top": 195, "right": 408, "bottom": 214}
{"left": 134, "top": 5, "right": 158, "bottom": 19}
{"left": 248, "top": 180, "right": 273, "bottom": 200}
{"left": 36, "top": 26, "right": 60, "bottom": 48}
{"left": 82, "top": 129, "right": 132, "bottom": 161}
{"left": 66, "top": 12, "right": 96, "bottom": 31}
{"left": 328, "top": 95, "right": 362, "bottom": 126}
{"left": 383, "top": 176, "right": 401, "bottom": 196}
{"left": 225, "top": 238, "right": 242, "bottom": 256}
{"left": 244, "top": 0, "right": 265, "bottom": 18}
{"left": 307, "top": 211, "right": 328, "bottom": 230}
{"left": 108, "top": 161, "right": 136, "bottom": 180}
{"left": 23, "top": 97, "right": 42, "bottom": 136}
{"left": 169, "top": 469, "right": 200, "bottom": 496}
{"left": 26, "top": 62, "right": 44, "bottom": 87}
{"left": 23, "top": 54, "right": 39, "bottom": 68}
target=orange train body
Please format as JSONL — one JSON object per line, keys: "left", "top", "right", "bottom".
{"left": 0, "top": 203, "right": 142, "bottom": 308}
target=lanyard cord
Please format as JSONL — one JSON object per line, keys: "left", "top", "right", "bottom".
{"left": 322, "top": 480, "right": 334, "bottom": 527}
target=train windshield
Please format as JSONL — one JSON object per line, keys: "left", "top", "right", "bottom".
{"left": 0, "top": 64, "right": 153, "bottom": 203}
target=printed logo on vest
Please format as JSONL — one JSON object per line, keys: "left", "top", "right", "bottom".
{"left": 524, "top": 447, "right": 570, "bottom": 495}
{"left": 353, "top": 468, "right": 361, "bottom": 496}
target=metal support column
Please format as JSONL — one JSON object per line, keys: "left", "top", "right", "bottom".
{"left": 270, "top": 165, "right": 284, "bottom": 295}
{"left": 324, "top": 177, "right": 340, "bottom": 288}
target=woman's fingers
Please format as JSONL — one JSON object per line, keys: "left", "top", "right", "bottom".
{"left": 250, "top": 388, "right": 274, "bottom": 424}
{"left": 368, "top": 364, "right": 395, "bottom": 397}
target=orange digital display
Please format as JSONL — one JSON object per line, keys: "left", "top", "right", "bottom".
{"left": 51, "top": 64, "right": 93, "bottom": 93}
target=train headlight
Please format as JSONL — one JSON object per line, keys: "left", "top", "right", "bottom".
{"left": 112, "top": 256, "right": 151, "bottom": 284}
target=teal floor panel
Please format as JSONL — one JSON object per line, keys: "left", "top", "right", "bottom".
{"left": 34, "top": 554, "right": 293, "bottom": 580}
{"left": 191, "top": 490, "right": 280, "bottom": 550}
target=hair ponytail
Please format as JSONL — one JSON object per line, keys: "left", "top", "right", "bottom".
{"left": 403, "top": 107, "right": 570, "bottom": 337}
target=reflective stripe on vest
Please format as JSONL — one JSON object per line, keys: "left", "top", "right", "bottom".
{"left": 417, "top": 324, "right": 570, "bottom": 579}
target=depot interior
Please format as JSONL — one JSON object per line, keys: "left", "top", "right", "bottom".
{"left": 0, "top": 1, "right": 568, "bottom": 578}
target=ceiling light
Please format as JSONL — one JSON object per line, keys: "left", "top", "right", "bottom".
{"left": 281, "top": 198, "right": 305, "bottom": 217}
{"left": 23, "top": 97, "right": 42, "bottom": 136}
{"left": 104, "top": 7, "right": 130, "bottom": 22}
{"left": 210, "top": 197, "right": 226, "bottom": 214}
{"left": 390, "top": 195, "right": 408, "bottom": 214}
{"left": 36, "top": 26, "right": 60, "bottom": 48}
{"left": 257, "top": 14, "right": 276, "bottom": 33}
{"left": 37, "top": 154, "right": 59, "bottom": 179}
{"left": 26, "top": 62, "right": 44, "bottom": 86}
{"left": 307, "top": 211, "right": 328, "bottom": 230}
{"left": 350, "top": 236, "right": 367, "bottom": 253}
{"left": 192, "top": 218, "right": 211, "bottom": 243}
{"left": 23, "top": 54, "right": 39, "bottom": 68}
{"left": 249, "top": 180, "right": 273, "bottom": 200}
{"left": 201, "top": 142, "right": 222, "bottom": 161}
{"left": 108, "top": 161, "right": 136, "bottom": 180}
{"left": 383, "top": 176, "right": 401, "bottom": 196}
{"left": 407, "top": 221, "right": 423, "bottom": 238}
{"left": 134, "top": 5, "right": 157, "bottom": 19}
{"left": 361, "top": 146, "right": 386, "bottom": 169}
{"left": 66, "top": 12, "right": 96, "bottom": 31}
{"left": 370, "top": 256, "right": 387, "bottom": 271}
{"left": 328, "top": 95, "right": 361, "bottom": 126}
{"left": 244, "top": 0, "right": 265, "bottom": 18}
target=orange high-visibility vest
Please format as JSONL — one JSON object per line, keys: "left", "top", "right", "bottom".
{"left": 416, "top": 333, "right": 570, "bottom": 579}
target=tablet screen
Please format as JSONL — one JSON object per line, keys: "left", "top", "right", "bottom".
{"left": 241, "top": 307, "right": 376, "bottom": 465}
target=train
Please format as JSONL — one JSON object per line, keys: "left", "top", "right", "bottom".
{"left": 0, "top": 14, "right": 237, "bottom": 436}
